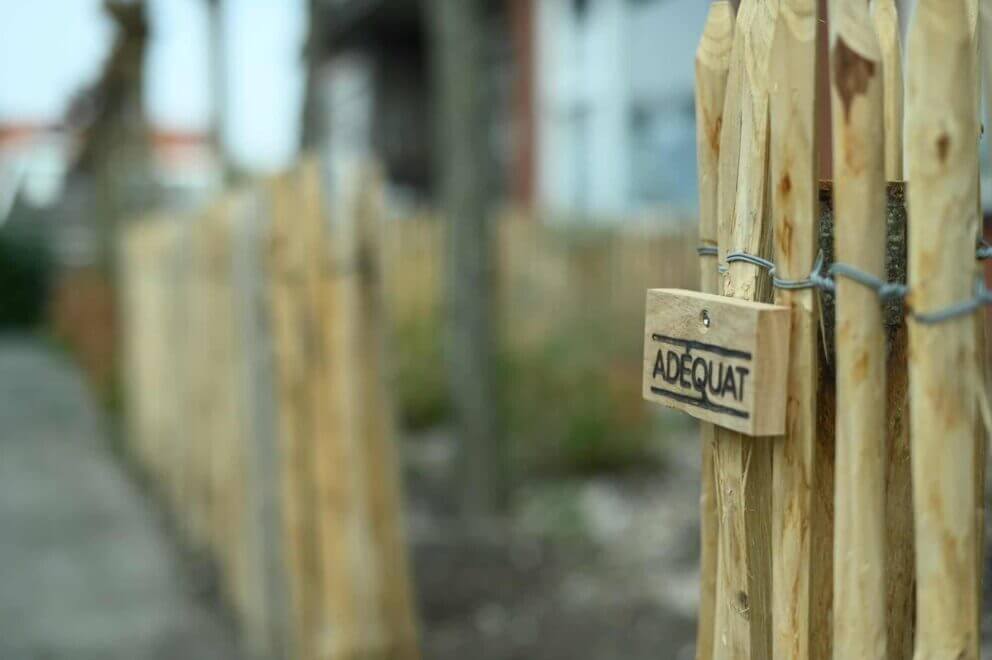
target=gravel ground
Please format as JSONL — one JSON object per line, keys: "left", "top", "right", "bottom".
{"left": 0, "top": 335, "right": 242, "bottom": 660}
{"left": 404, "top": 426, "right": 701, "bottom": 660}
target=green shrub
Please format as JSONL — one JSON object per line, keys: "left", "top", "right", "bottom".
{"left": 391, "top": 311, "right": 452, "bottom": 431}
{"left": 0, "top": 224, "right": 51, "bottom": 329}
{"left": 501, "top": 318, "right": 657, "bottom": 475}
{"left": 390, "top": 300, "right": 664, "bottom": 476}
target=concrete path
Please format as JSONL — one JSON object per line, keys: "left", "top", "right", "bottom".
{"left": 0, "top": 335, "right": 242, "bottom": 660}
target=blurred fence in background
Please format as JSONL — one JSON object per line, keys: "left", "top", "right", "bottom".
{"left": 384, "top": 208, "right": 698, "bottom": 471}
{"left": 117, "top": 157, "right": 697, "bottom": 658}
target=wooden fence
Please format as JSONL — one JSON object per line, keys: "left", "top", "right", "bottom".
{"left": 119, "top": 158, "right": 699, "bottom": 658}
{"left": 687, "top": 1, "right": 990, "bottom": 659}
{"left": 119, "top": 160, "right": 421, "bottom": 660}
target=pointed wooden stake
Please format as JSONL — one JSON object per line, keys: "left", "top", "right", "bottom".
{"left": 828, "top": 1, "right": 888, "bottom": 657}
{"left": 871, "top": 0, "right": 904, "bottom": 181}
{"left": 907, "top": 1, "right": 982, "bottom": 658}
{"left": 712, "top": 1, "right": 778, "bottom": 658}
{"left": 769, "top": 1, "right": 821, "bottom": 658}
{"left": 694, "top": 4, "right": 735, "bottom": 658}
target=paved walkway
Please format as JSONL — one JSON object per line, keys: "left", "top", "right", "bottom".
{"left": 0, "top": 335, "right": 242, "bottom": 660}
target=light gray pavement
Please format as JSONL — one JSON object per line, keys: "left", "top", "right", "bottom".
{"left": 0, "top": 335, "right": 242, "bottom": 660}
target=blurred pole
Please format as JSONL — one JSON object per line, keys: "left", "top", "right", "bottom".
{"left": 73, "top": 0, "right": 152, "bottom": 275}
{"left": 207, "top": 0, "right": 229, "bottom": 174}
{"left": 301, "top": 0, "right": 328, "bottom": 151}
{"left": 509, "top": 0, "right": 535, "bottom": 208}
{"left": 61, "top": 0, "right": 153, "bottom": 398}
{"left": 428, "top": 0, "right": 508, "bottom": 517}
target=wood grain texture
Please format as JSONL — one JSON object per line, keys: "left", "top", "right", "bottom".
{"left": 713, "top": 1, "right": 779, "bottom": 658}
{"left": 871, "top": 0, "right": 904, "bottom": 180}
{"left": 829, "top": 2, "right": 888, "bottom": 657}
{"left": 768, "top": 0, "right": 820, "bottom": 657}
{"left": 695, "top": 4, "right": 735, "bottom": 657}
{"left": 906, "top": 2, "right": 982, "bottom": 658}
{"left": 716, "top": 0, "right": 753, "bottom": 265}
{"left": 318, "top": 159, "right": 421, "bottom": 660}
{"left": 350, "top": 165, "right": 421, "bottom": 660}
{"left": 699, "top": 0, "right": 736, "bottom": 270}
{"left": 643, "top": 289, "right": 790, "bottom": 435}
{"left": 266, "top": 172, "right": 324, "bottom": 660}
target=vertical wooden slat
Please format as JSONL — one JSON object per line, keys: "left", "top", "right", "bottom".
{"left": 176, "top": 216, "right": 202, "bottom": 546}
{"left": 312, "top": 158, "right": 421, "bottom": 660}
{"left": 695, "top": 4, "right": 735, "bottom": 659}
{"left": 309, "top": 159, "right": 369, "bottom": 660}
{"left": 713, "top": 1, "right": 778, "bottom": 658}
{"left": 872, "top": 0, "right": 904, "bottom": 180}
{"left": 769, "top": 1, "right": 821, "bottom": 658}
{"left": 232, "top": 188, "right": 291, "bottom": 658}
{"left": 350, "top": 165, "right": 422, "bottom": 660}
{"left": 716, "top": 0, "right": 751, "bottom": 267}
{"left": 829, "top": 1, "right": 888, "bottom": 657}
{"left": 267, "top": 172, "right": 324, "bottom": 660}
{"left": 188, "top": 207, "right": 220, "bottom": 553}
{"left": 907, "top": 1, "right": 982, "bottom": 658}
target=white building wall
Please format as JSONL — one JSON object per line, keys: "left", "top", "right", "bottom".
{"left": 536, "top": 0, "right": 705, "bottom": 218}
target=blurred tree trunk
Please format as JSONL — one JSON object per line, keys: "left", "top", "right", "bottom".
{"left": 207, "top": 0, "right": 229, "bottom": 172}
{"left": 301, "top": 0, "right": 328, "bottom": 151}
{"left": 429, "top": 0, "right": 508, "bottom": 516}
{"left": 73, "top": 0, "right": 152, "bottom": 275}
{"left": 61, "top": 0, "right": 152, "bottom": 398}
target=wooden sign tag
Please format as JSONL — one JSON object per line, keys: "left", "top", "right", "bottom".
{"left": 643, "top": 289, "right": 790, "bottom": 436}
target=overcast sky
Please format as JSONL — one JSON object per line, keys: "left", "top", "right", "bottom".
{"left": 0, "top": 0, "right": 306, "bottom": 172}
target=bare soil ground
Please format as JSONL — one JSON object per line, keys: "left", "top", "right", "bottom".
{"left": 404, "top": 427, "right": 701, "bottom": 660}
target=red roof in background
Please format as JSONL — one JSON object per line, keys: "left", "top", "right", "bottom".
{"left": 149, "top": 130, "right": 210, "bottom": 149}
{"left": 0, "top": 122, "right": 65, "bottom": 146}
{"left": 149, "top": 129, "right": 216, "bottom": 171}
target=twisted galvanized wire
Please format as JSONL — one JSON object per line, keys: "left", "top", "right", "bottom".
{"left": 830, "top": 262, "right": 909, "bottom": 302}
{"left": 698, "top": 241, "right": 992, "bottom": 325}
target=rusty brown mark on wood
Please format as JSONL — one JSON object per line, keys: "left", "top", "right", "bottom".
{"left": 937, "top": 133, "right": 951, "bottom": 162}
{"left": 832, "top": 38, "right": 877, "bottom": 123}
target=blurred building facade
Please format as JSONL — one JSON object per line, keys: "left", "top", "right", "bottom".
{"left": 536, "top": 0, "right": 705, "bottom": 217}
{"left": 0, "top": 123, "right": 75, "bottom": 220}
{"left": 308, "top": 0, "right": 435, "bottom": 204}
{"left": 312, "top": 0, "right": 703, "bottom": 218}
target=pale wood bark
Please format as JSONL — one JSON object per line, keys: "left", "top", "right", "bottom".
{"left": 317, "top": 159, "right": 421, "bottom": 660}
{"left": 907, "top": 2, "right": 982, "bottom": 658}
{"left": 872, "top": 0, "right": 905, "bottom": 180}
{"left": 266, "top": 172, "right": 325, "bottom": 660}
{"left": 695, "top": 5, "right": 735, "bottom": 658}
{"left": 769, "top": 1, "right": 821, "bottom": 658}
{"left": 713, "top": 1, "right": 778, "bottom": 658}
{"left": 829, "top": 2, "right": 888, "bottom": 658}
{"left": 716, "top": 0, "right": 752, "bottom": 265}
{"left": 350, "top": 166, "right": 421, "bottom": 660}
